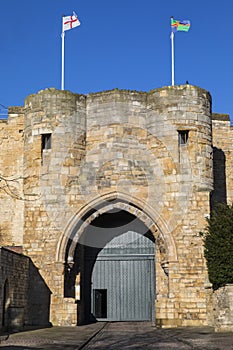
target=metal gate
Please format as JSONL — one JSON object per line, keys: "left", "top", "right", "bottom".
{"left": 91, "top": 231, "right": 155, "bottom": 321}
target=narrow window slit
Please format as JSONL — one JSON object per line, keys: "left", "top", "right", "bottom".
{"left": 178, "top": 130, "right": 189, "bottom": 146}
{"left": 42, "top": 133, "right": 52, "bottom": 150}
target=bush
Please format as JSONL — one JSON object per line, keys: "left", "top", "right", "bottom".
{"left": 200, "top": 203, "right": 233, "bottom": 290}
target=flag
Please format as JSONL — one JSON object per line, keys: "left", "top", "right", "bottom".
{"left": 63, "top": 12, "right": 80, "bottom": 32}
{"left": 171, "top": 17, "right": 190, "bottom": 33}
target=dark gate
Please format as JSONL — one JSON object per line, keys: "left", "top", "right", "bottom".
{"left": 91, "top": 231, "right": 155, "bottom": 321}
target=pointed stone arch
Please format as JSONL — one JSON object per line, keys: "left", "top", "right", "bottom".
{"left": 56, "top": 191, "right": 177, "bottom": 266}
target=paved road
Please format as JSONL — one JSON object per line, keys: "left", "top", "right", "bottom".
{"left": 1, "top": 322, "right": 233, "bottom": 350}
{"left": 0, "top": 323, "right": 105, "bottom": 350}
{"left": 82, "top": 322, "right": 233, "bottom": 350}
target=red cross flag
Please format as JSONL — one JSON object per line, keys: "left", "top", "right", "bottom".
{"left": 62, "top": 12, "right": 80, "bottom": 32}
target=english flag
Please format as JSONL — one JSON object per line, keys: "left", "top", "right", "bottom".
{"left": 62, "top": 12, "right": 80, "bottom": 32}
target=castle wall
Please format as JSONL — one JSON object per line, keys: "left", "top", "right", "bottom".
{"left": 211, "top": 114, "right": 233, "bottom": 205}
{"left": 0, "top": 108, "right": 24, "bottom": 246}
{"left": 0, "top": 247, "right": 29, "bottom": 330}
{"left": 1, "top": 84, "right": 232, "bottom": 328}
{"left": 22, "top": 89, "right": 86, "bottom": 325}
{"left": 146, "top": 86, "right": 213, "bottom": 326}
{"left": 19, "top": 85, "right": 213, "bottom": 326}
{"left": 212, "top": 285, "right": 233, "bottom": 332}
{"left": 0, "top": 247, "right": 51, "bottom": 330}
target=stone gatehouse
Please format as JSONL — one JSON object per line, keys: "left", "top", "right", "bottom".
{"left": 0, "top": 84, "right": 232, "bottom": 328}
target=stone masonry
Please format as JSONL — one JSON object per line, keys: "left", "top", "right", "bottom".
{"left": 0, "top": 84, "right": 232, "bottom": 329}
{"left": 0, "top": 247, "right": 51, "bottom": 330}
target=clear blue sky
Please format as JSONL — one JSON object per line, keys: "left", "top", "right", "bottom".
{"left": 0, "top": 1, "right": 233, "bottom": 121}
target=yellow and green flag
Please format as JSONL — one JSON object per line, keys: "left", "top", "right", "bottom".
{"left": 171, "top": 17, "right": 190, "bottom": 32}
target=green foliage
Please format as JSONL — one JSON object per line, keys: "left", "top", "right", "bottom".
{"left": 200, "top": 203, "right": 233, "bottom": 290}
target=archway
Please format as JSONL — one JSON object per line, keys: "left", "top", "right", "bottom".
{"left": 57, "top": 194, "right": 177, "bottom": 325}
{"left": 64, "top": 208, "right": 156, "bottom": 324}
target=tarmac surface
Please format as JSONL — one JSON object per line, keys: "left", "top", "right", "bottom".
{"left": 0, "top": 322, "right": 233, "bottom": 350}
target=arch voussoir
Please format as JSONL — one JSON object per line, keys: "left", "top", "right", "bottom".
{"left": 56, "top": 192, "right": 177, "bottom": 265}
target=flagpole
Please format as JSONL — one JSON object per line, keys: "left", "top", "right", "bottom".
{"left": 61, "top": 12, "right": 80, "bottom": 90}
{"left": 171, "top": 31, "right": 175, "bottom": 86}
{"left": 61, "top": 29, "right": 65, "bottom": 90}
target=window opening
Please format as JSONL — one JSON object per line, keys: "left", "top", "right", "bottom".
{"left": 178, "top": 130, "right": 189, "bottom": 145}
{"left": 42, "top": 133, "right": 52, "bottom": 150}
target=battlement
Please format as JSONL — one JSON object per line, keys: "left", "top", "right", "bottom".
{"left": 22, "top": 85, "right": 212, "bottom": 130}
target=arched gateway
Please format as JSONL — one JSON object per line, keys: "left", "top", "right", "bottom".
{"left": 57, "top": 194, "right": 174, "bottom": 324}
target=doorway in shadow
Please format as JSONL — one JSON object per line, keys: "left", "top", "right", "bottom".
{"left": 65, "top": 209, "right": 155, "bottom": 325}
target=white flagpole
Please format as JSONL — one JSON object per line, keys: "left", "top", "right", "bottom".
{"left": 171, "top": 31, "right": 175, "bottom": 86}
{"left": 61, "top": 18, "right": 65, "bottom": 90}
